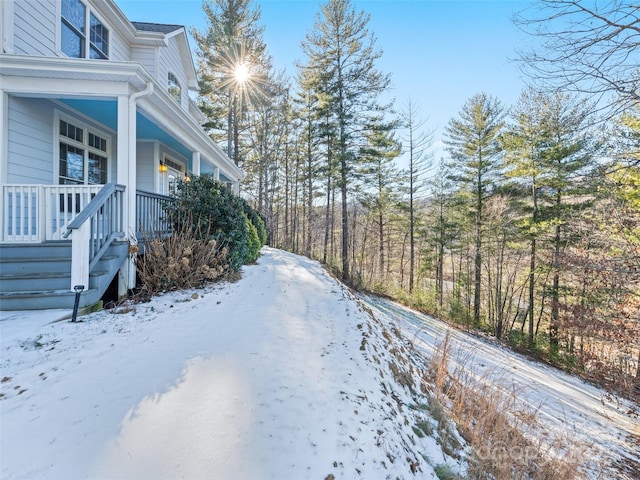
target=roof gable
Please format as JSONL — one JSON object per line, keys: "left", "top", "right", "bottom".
{"left": 131, "top": 22, "right": 198, "bottom": 90}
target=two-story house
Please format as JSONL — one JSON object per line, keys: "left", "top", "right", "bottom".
{"left": 0, "top": 0, "right": 244, "bottom": 311}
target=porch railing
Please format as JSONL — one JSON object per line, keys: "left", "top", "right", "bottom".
{"left": 2, "top": 184, "right": 102, "bottom": 242}
{"left": 63, "top": 183, "right": 125, "bottom": 291}
{"left": 1, "top": 185, "right": 175, "bottom": 243}
{"left": 136, "top": 190, "right": 173, "bottom": 238}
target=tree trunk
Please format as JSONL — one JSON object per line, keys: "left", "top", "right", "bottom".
{"left": 306, "top": 121, "right": 313, "bottom": 258}
{"left": 341, "top": 156, "right": 349, "bottom": 280}
{"left": 409, "top": 169, "right": 415, "bottom": 293}
{"left": 233, "top": 97, "right": 240, "bottom": 165}
{"left": 323, "top": 157, "right": 332, "bottom": 264}
{"left": 550, "top": 203, "right": 562, "bottom": 352}
{"left": 283, "top": 146, "right": 290, "bottom": 247}
{"left": 529, "top": 237, "right": 536, "bottom": 346}
{"left": 378, "top": 207, "right": 384, "bottom": 278}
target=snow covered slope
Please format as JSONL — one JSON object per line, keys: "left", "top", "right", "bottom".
{"left": 360, "top": 294, "right": 640, "bottom": 479}
{"left": 1, "top": 247, "right": 463, "bottom": 479}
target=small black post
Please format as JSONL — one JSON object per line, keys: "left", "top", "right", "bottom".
{"left": 71, "top": 285, "right": 85, "bottom": 323}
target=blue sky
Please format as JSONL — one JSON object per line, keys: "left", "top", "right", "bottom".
{"left": 118, "top": 0, "right": 532, "bottom": 163}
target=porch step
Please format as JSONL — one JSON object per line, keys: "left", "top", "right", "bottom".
{"left": 0, "top": 270, "right": 109, "bottom": 293}
{"left": 0, "top": 241, "right": 129, "bottom": 311}
{"left": 0, "top": 288, "right": 103, "bottom": 311}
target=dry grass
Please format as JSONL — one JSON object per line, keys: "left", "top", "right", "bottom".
{"left": 427, "top": 332, "right": 594, "bottom": 480}
{"left": 136, "top": 221, "right": 230, "bottom": 298}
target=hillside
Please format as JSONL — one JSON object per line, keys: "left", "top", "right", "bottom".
{"left": 1, "top": 247, "right": 463, "bottom": 479}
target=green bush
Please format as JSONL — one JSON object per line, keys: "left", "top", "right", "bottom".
{"left": 244, "top": 213, "right": 261, "bottom": 264}
{"left": 169, "top": 175, "right": 248, "bottom": 271}
{"left": 241, "top": 198, "right": 268, "bottom": 245}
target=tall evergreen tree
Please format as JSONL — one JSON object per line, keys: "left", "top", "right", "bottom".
{"left": 444, "top": 93, "right": 505, "bottom": 326}
{"left": 502, "top": 87, "right": 594, "bottom": 348}
{"left": 357, "top": 126, "right": 402, "bottom": 280}
{"left": 192, "top": 0, "right": 268, "bottom": 164}
{"left": 295, "top": 68, "right": 324, "bottom": 258}
{"left": 300, "top": 0, "right": 392, "bottom": 281}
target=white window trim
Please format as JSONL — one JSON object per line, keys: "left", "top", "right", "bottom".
{"left": 54, "top": 111, "right": 111, "bottom": 185}
{"left": 168, "top": 72, "right": 182, "bottom": 104}
{"left": 56, "top": 0, "right": 110, "bottom": 59}
{"left": 159, "top": 153, "right": 185, "bottom": 195}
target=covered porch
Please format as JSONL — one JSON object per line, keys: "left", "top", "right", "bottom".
{"left": 0, "top": 55, "right": 243, "bottom": 310}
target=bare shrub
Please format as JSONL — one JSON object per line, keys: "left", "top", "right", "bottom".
{"left": 428, "top": 332, "right": 593, "bottom": 480}
{"left": 136, "top": 219, "right": 230, "bottom": 298}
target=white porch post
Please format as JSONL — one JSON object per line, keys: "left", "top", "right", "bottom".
{"left": 233, "top": 181, "right": 240, "bottom": 195}
{"left": 116, "top": 94, "right": 134, "bottom": 296}
{"left": 192, "top": 151, "right": 200, "bottom": 176}
{"left": 116, "top": 83, "right": 153, "bottom": 297}
{"left": 0, "top": 90, "right": 6, "bottom": 241}
{"left": 213, "top": 166, "right": 220, "bottom": 181}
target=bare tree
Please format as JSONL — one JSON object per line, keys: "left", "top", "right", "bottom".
{"left": 515, "top": 1, "right": 640, "bottom": 117}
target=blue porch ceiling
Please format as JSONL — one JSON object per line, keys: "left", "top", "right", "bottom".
{"left": 61, "top": 99, "right": 192, "bottom": 160}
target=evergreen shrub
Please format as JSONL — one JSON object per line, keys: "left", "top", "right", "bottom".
{"left": 167, "top": 175, "right": 266, "bottom": 271}
{"left": 244, "top": 213, "right": 262, "bottom": 264}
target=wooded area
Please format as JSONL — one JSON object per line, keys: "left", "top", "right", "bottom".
{"left": 192, "top": 0, "right": 640, "bottom": 398}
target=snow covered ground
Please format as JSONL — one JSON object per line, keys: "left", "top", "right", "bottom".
{"left": 1, "top": 247, "right": 462, "bottom": 480}
{"left": 360, "top": 295, "right": 640, "bottom": 479}
{"left": 1, "top": 247, "right": 638, "bottom": 479}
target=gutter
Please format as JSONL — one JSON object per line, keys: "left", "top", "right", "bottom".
{"left": 131, "top": 81, "right": 154, "bottom": 103}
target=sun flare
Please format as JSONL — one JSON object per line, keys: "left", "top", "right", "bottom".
{"left": 234, "top": 63, "right": 250, "bottom": 84}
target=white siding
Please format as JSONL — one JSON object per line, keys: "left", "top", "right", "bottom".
{"left": 7, "top": 97, "right": 55, "bottom": 183}
{"left": 158, "top": 36, "right": 188, "bottom": 110}
{"left": 101, "top": 15, "right": 130, "bottom": 61}
{"left": 136, "top": 141, "right": 155, "bottom": 192}
{"left": 12, "top": 0, "right": 130, "bottom": 61}
{"left": 131, "top": 46, "right": 156, "bottom": 77}
{"left": 7, "top": 97, "right": 119, "bottom": 185}
{"left": 200, "top": 161, "right": 215, "bottom": 175}
{"left": 13, "top": 0, "right": 57, "bottom": 56}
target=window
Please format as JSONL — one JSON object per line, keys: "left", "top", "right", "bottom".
{"left": 61, "top": 0, "right": 109, "bottom": 59}
{"left": 89, "top": 14, "right": 109, "bottom": 59}
{"left": 59, "top": 119, "right": 109, "bottom": 185}
{"left": 168, "top": 73, "right": 181, "bottom": 102}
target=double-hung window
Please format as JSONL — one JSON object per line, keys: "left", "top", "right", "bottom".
{"left": 61, "top": 0, "right": 109, "bottom": 59}
{"left": 59, "top": 119, "right": 109, "bottom": 185}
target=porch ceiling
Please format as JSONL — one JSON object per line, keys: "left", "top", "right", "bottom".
{"left": 61, "top": 99, "right": 192, "bottom": 160}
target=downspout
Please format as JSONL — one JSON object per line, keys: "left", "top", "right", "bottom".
{"left": 1, "top": 0, "right": 15, "bottom": 54}
{"left": 131, "top": 81, "right": 154, "bottom": 104}
{"left": 127, "top": 80, "right": 153, "bottom": 237}
{"left": 120, "top": 81, "right": 153, "bottom": 296}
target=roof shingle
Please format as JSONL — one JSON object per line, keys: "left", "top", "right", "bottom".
{"left": 132, "top": 22, "right": 184, "bottom": 34}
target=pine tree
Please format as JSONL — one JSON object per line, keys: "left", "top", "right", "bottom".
{"left": 192, "top": 0, "right": 268, "bottom": 164}
{"left": 444, "top": 93, "right": 505, "bottom": 326}
{"left": 300, "top": 0, "right": 392, "bottom": 281}
{"left": 502, "top": 87, "right": 594, "bottom": 348}
{"left": 357, "top": 125, "right": 402, "bottom": 280}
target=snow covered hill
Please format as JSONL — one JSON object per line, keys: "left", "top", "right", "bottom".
{"left": 2, "top": 247, "right": 638, "bottom": 479}
{"left": 361, "top": 295, "right": 640, "bottom": 479}
{"left": 1, "top": 247, "right": 464, "bottom": 479}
